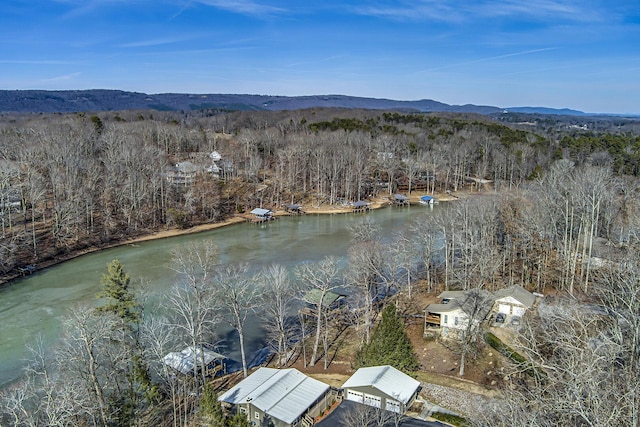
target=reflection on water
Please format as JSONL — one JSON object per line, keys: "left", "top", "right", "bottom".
{"left": 0, "top": 206, "right": 433, "bottom": 386}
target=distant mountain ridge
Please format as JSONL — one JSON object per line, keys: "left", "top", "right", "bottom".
{"left": 0, "top": 89, "right": 588, "bottom": 116}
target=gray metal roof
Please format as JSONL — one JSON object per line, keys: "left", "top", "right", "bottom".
{"left": 218, "top": 368, "right": 330, "bottom": 424}
{"left": 250, "top": 208, "right": 272, "bottom": 216}
{"left": 303, "top": 289, "right": 346, "bottom": 307}
{"left": 162, "top": 347, "right": 225, "bottom": 375}
{"left": 341, "top": 365, "right": 420, "bottom": 405}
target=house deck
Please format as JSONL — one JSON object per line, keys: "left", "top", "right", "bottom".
{"left": 424, "top": 313, "right": 441, "bottom": 325}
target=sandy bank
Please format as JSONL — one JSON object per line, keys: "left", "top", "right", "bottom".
{"left": 1, "top": 191, "right": 458, "bottom": 287}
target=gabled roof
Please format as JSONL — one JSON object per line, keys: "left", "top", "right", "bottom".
{"left": 494, "top": 285, "right": 536, "bottom": 308}
{"left": 250, "top": 208, "right": 272, "bottom": 216}
{"left": 428, "top": 289, "right": 493, "bottom": 320}
{"left": 341, "top": 365, "right": 420, "bottom": 405}
{"left": 437, "top": 290, "right": 467, "bottom": 300}
{"left": 394, "top": 194, "right": 408, "bottom": 201}
{"left": 303, "top": 289, "right": 346, "bottom": 308}
{"left": 352, "top": 201, "right": 369, "bottom": 208}
{"left": 424, "top": 302, "right": 466, "bottom": 314}
{"left": 218, "top": 368, "right": 330, "bottom": 424}
{"left": 162, "top": 347, "right": 225, "bottom": 375}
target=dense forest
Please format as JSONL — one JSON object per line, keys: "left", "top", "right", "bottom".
{"left": 2, "top": 108, "right": 640, "bottom": 281}
{"left": 2, "top": 108, "right": 640, "bottom": 426}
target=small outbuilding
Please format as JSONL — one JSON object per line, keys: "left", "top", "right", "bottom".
{"left": 299, "top": 289, "right": 347, "bottom": 317}
{"left": 393, "top": 194, "right": 409, "bottom": 206}
{"left": 419, "top": 195, "right": 437, "bottom": 205}
{"left": 285, "top": 204, "right": 304, "bottom": 214}
{"left": 218, "top": 367, "right": 333, "bottom": 427}
{"left": 493, "top": 285, "right": 536, "bottom": 318}
{"left": 351, "top": 201, "right": 370, "bottom": 212}
{"left": 162, "top": 346, "right": 226, "bottom": 376}
{"left": 341, "top": 365, "right": 420, "bottom": 414}
{"left": 250, "top": 208, "right": 274, "bottom": 222}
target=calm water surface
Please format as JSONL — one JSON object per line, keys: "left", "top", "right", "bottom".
{"left": 0, "top": 206, "right": 435, "bottom": 386}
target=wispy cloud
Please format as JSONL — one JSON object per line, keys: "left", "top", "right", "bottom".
{"left": 419, "top": 47, "right": 559, "bottom": 73}
{"left": 0, "top": 59, "right": 80, "bottom": 65}
{"left": 351, "top": 1, "right": 463, "bottom": 22}
{"left": 53, "top": 0, "right": 132, "bottom": 19}
{"left": 350, "top": 0, "right": 614, "bottom": 23}
{"left": 191, "top": 0, "right": 286, "bottom": 16}
{"left": 118, "top": 35, "right": 201, "bottom": 48}
{"left": 41, "top": 72, "right": 82, "bottom": 82}
{"left": 472, "top": 0, "right": 604, "bottom": 22}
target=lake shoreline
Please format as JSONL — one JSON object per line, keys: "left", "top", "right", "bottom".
{"left": 0, "top": 191, "right": 459, "bottom": 288}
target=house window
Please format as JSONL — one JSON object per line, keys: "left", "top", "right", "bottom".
{"left": 239, "top": 407, "right": 247, "bottom": 414}
{"left": 443, "top": 315, "right": 448, "bottom": 324}
{"left": 454, "top": 317, "right": 459, "bottom": 326}
{"left": 255, "top": 412, "right": 260, "bottom": 419}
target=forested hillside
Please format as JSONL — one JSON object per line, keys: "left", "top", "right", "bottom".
{"left": 3, "top": 108, "right": 640, "bottom": 426}
{"left": 1, "top": 108, "right": 640, "bottom": 282}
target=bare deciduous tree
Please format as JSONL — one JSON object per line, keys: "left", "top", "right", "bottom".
{"left": 294, "top": 256, "right": 342, "bottom": 367}
{"left": 256, "top": 264, "right": 299, "bottom": 367}
{"left": 166, "top": 241, "right": 221, "bottom": 394}
{"left": 213, "top": 263, "right": 259, "bottom": 377}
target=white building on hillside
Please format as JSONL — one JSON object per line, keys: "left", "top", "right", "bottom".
{"left": 341, "top": 365, "right": 420, "bottom": 414}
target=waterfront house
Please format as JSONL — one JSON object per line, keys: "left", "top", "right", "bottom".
{"left": 218, "top": 367, "right": 333, "bottom": 427}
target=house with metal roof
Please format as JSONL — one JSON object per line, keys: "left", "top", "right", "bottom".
{"left": 218, "top": 367, "right": 333, "bottom": 427}
{"left": 341, "top": 365, "right": 420, "bottom": 414}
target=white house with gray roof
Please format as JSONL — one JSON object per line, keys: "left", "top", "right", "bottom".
{"left": 493, "top": 285, "right": 536, "bottom": 318}
{"left": 341, "top": 365, "right": 421, "bottom": 414}
{"left": 218, "top": 367, "right": 332, "bottom": 427}
{"left": 424, "top": 290, "right": 495, "bottom": 337}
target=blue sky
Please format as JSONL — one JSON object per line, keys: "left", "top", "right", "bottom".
{"left": 1, "top": 1, "right": 639, "bottom": 114}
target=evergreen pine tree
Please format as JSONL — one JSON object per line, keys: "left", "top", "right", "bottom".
{"left": 97, "top": 259, "right": 140, "bottom": 323}
{"left": 96, "top": 259, "right": 153, "bottom": 425}
{"left": 228, "top": 412, "right": 250, "bottom": 427}
{"left": 356, "top": 303, "right": 419, "bottom": 374}
{"left": 200, "top": 383, "right": 226, "bottom": 426}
